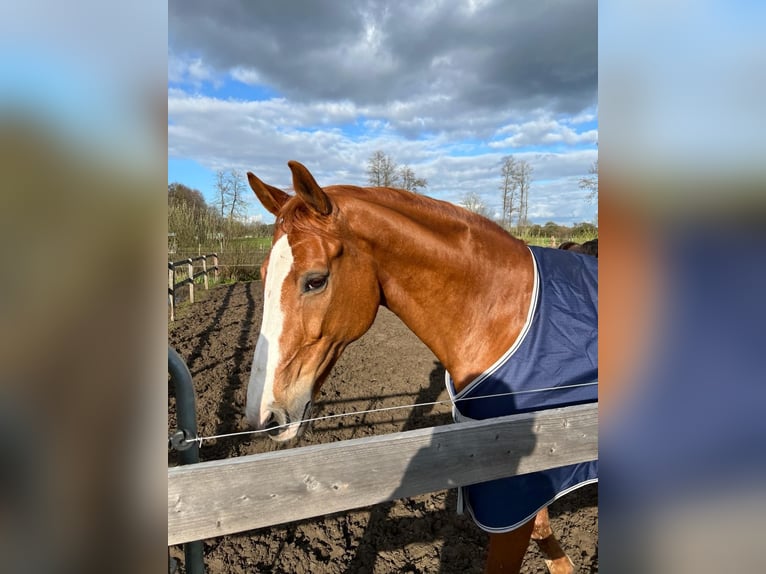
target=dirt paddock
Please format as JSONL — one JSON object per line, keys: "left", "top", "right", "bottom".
{"left": 168, "top": 281, "right": 598, "bottom": 573}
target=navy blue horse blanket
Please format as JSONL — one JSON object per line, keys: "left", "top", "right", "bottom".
{"left": 446, "top": 245, "right": 598, "bottom": 532}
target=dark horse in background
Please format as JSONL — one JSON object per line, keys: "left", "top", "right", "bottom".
{"left": 559, "top": 238, "right": 598, "bottom": 258}
{"left": 243, "top": 161, "right": 598, "bottom": 574}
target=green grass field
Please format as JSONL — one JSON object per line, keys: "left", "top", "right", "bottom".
{"left": 227, "top": 236, "right": 272, "bottom": 249}
{"left": 520, "top": 233, "right": 598, "bottom": 248}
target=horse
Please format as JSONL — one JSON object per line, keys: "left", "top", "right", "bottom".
{"left": 558, "top": 238, "right": 598, "bottom": 258}
{"left": 244, "top": 160, "right": 598, "bottom": 574}
{"left": 558, "top": 240, "right": 582, "bottom": 252}
{"left": 581, "top": 238, "right": 598, "bottom": 257}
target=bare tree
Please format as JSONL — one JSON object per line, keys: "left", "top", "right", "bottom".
{"left": 226, "top": 169, "right": 248, "bottom": 221}
{"left": 398, "top": 165, "right": 427, "bottom": 193}
{"left": 367, "top": 151, "right": 427, "bottom": 192}
{"left": 500, "top": 156, "right": 518, "bottom": 230}
{"left": 579, "top": 159, "right": 598, "bottom": 203}
{"left": 367, "top": 151, "right": 399, "bottom": 187}
{"left": 215, "top": 169, "right": 232, "bottom": 218}
{"left": 215, "top": 169, "right": 248, "bottom": 221}
{"left": 513, "top": 160, "right": 533, "bottom": 234}
{"left": 499, "top": 156, "right": 533, "bottom": 233}
{"left": 459, "top": 192, "right": 489, "bottom": 218}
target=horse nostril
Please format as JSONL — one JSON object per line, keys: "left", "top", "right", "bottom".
{"left": 264, "top": 410, "right": 286, "bottom": 437}
{"left": 265, "top": 415, "right": 279, "bottom": 431}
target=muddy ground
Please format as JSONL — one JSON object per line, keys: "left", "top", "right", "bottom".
{"left": 169, "top": 281, "right": 598, "bottom": 573}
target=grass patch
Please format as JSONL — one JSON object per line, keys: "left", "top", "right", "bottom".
{"left": 227, "top": 236, "right": 272, "bottom": 250}
{"left": 520, "top": 232, "right": 598, "bottom": 248}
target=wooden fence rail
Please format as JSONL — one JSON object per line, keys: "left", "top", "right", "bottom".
{"left": 168, "top": 403, "right": 598, "bottom": 545}
{"left": 168, "top": 254, "right": 219, "bottom": 321}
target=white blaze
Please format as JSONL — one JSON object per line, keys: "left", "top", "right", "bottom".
{"left": 246, "top": 235, "right": 293, "bottom": 427}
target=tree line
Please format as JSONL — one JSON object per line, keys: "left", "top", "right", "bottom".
{"left": 365, "top": 151, "right": 535, "bottom": 233}
{"left": 168, "top": 169, "right": 270, "bottom": 252}
{"left": 366, "top": 151, "right": 428, "bottom": 192}
{"left": 527, "top": 220, "right": 597, "bottom": 241}
{"left": 169, "top": 155, "right": 597, "bottom": 250}
{"left": 498, "top": 155, "right": 533, "bottom": 233}
{"left": 367, "top": 150, "right": 597, "bottom": 238}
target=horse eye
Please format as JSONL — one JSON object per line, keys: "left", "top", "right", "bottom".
{"left": 303, "top": 274, "right": 328, "bottom": 293}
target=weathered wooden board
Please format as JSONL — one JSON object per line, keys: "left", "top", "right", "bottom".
{"left": 168, "top": 403, "right": 597, "bottom": 545}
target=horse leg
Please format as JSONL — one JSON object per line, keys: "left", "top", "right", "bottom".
{"left": 531, "top": 508, "right": 575, "bottom": 574}
{"left": 484, "top": 517, "right": 535, "bottom": 573}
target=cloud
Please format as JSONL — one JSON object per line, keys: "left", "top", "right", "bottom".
{"left": 169, "top": 0, "right": 596, "bottom": 121}
{"left": 491, "top": 118, "right": 598, "bottom": 148}
{"left": 169, "top": 53, "right": 217, "bottom": 87}
{"left": 229, "top": 67, "right": 261, "bottom": 85}
{"left": 168, "top": 1, "right": 598, "bottom": 224}
{"left": 168, "top": 86, "right": 597, "bottom": 222}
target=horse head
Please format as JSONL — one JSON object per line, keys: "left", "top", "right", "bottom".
{"left": 244, "top": 161, "right": 380, "bottom": 441}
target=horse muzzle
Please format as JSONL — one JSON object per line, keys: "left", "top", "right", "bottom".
{"left": 249, "top": 401, "right": 312, "bottom": 442}
{"left": 262, "top": 408, "right": 291, "bottom": 438}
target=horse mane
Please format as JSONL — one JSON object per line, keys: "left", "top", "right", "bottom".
{"left": 334, "top": 184, "right": 510, "bottom": 238}
{"left": 278, "top": 183, "right": 515, "bottom": 244}
{"left": 369, "top": 186, "right": 478, "bottom": 222}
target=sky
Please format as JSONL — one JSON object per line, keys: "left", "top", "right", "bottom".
{"left": 168, "top": 0, "right": 598, "bottom": 226}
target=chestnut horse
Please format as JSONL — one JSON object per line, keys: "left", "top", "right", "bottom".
{"left": 245, "top": 161, "right": 597, "bottom": 574}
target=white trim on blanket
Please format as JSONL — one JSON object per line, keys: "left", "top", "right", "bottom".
{"left": 459, "top": 478, "right": 599, "bottom": 533}
{"left": 445, "top": 246, "right": 540, "bottom": 415}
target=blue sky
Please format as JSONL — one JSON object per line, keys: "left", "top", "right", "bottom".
{"left": 169, "top": 1, "right": 598, "bottom": 225}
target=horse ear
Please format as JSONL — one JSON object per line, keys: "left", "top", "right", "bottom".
{"left": 247, "top": 172, "right": 290, "bottom": 216}
{"left": 287, "top": 160, "right": 332, "bottom": 216}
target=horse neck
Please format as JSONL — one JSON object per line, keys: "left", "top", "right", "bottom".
{"left": 338, "top": 188, "right": 535, "bottom": 391}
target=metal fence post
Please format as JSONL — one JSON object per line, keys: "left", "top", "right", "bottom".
{"left": 168, "top": 346, "right": 204, "bottom": 574}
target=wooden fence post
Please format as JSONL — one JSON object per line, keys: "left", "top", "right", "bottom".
{"left": 169, "top": 253, "right": 219, "bottom": 316}
{"left": 187, "top": 259, "right": 194, "bottom": 304}
{"left": 168, "top": 262, "right": 175, "bottom": 322}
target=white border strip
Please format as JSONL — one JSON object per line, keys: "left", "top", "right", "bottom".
{"left": 462, "top": 477, "right": 599, "bottom": 534}
{"left": 446, "top": 246, "right": 540, "bottom": 403}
